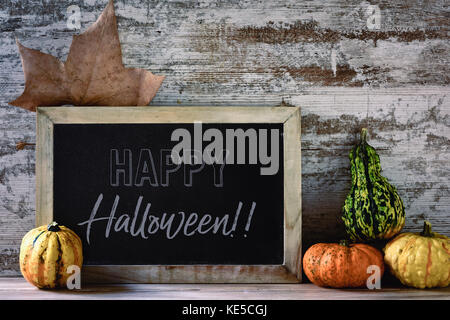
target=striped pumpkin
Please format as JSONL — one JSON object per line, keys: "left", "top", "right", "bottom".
{"left": 342, "top": 128, "right": 405, "bottom": 241}
{"left": 20, "top": 222, "right": 83, "bottom": 289}
{"left": 384, "top": 221, "right": 450, "bottom": 288}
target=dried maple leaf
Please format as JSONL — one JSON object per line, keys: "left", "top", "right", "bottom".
{"left": 9, "top": 0, "right": 164, "bottom": 112}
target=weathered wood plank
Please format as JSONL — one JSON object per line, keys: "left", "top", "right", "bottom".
{"left": 0, "top": 0, "right": 449, "bottom": 103}
{"left": 0, "top": 0, "right": 449, "bottom": 276}
{"left": 0, "top": 277, "right": 449, "bottom": 300}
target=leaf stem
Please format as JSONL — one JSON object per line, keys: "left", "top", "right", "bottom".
{"left": 16, "top": 141, "right": 35, "bottom": 150}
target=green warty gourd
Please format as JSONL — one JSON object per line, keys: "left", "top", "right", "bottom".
{"left": 342, "top": 128, "right": 405, "bottom": 241}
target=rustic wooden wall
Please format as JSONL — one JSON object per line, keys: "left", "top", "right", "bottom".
{"left": 0, "top": 0, "right": 448, "bottom": 275}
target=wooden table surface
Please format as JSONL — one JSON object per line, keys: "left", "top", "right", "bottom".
{"left": 0, "top": 277, "right": 448, "bottom": 300}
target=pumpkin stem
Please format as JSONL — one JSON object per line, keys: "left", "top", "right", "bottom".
{"left": 361, "top": 128, "right": 368, "bottom": 143}
{"left": 420, "top": 220, "right": 433, "bottom": 237}
{"left": 339, "top": 240, "right": 350, "bottom": 247}
{"left": 47, "top": 221, "right": 61, "bottom": 232}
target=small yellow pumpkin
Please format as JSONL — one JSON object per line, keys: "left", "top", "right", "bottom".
{"left": 20, "top": 222, "right": 83, "bottom": 289}
{"left": 383, "top": 221, "right": 450, "bottom": 288}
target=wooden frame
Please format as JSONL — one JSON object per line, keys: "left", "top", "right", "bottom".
{"left": 36, "top": 106, "right": 302, "bottom": 283}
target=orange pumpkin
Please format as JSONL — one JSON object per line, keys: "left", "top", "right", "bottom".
{"left": 303, "top": 241, "right": 385, "bottom": 288}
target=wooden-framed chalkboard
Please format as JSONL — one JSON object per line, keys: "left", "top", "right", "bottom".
{"left": 36, "top": 106, "right": 301, "bottom": 283}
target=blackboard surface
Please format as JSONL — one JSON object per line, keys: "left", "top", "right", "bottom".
{"left": 53, "top": 123, "right": 284, "bottom": 265}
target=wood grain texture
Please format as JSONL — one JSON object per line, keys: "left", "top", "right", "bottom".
{"left": 82, "top": 265, "right": 299, "bottom": 284}
{"left": 38, "top": 106, "right": 299, "bottom": 123}
{"left": 283, "top": 107, "right": 302, "bottom": 280}
{"left": 0, "top": 277, "right": 449, "bottom": 300}
{"left": 0, "top": 0, "right": 449, "bottom": 276}
{"left": 35, "top": 109, "right": 53, "bottom": 227}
